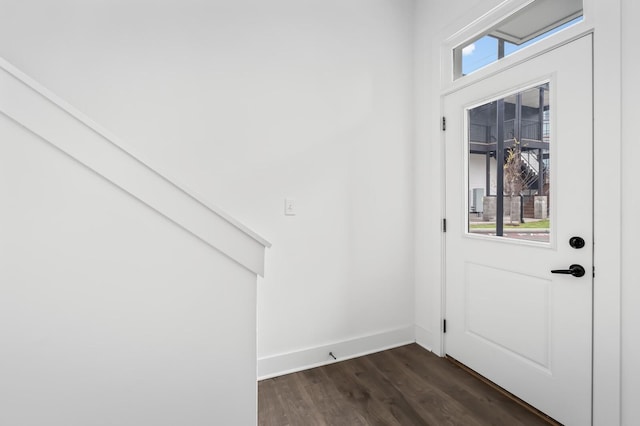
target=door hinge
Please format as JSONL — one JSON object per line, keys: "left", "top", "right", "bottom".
{"left": 443, "top": 319, "right": 447, "bottom": 333}
{"left": 442, "top": 116, "right": 446, "bottom": 131}
{"left": 442, "top": 218, "right": 447, "bottom": 232}
{"left": 593, "top": 266, "right": 595, "bottom": 278}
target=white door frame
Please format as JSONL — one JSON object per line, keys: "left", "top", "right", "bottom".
{"left": 422, "top": 0, "right": 622, "bottom": 423}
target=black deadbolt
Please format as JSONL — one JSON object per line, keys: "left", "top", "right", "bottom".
{"left": 569, "top": 236, "right": 585, "bottom": 249}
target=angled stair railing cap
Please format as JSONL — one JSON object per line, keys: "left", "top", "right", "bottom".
{"left": 0, "top": 56, "right": 270, "bottom": 276}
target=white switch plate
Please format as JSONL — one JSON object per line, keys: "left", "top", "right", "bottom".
{"left": 284, "top": 198, "right": 296, "bottom": 216}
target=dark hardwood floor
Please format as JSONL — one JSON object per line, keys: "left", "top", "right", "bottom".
{"left": 258, "top": 344, "right": 555, "bottom": 426}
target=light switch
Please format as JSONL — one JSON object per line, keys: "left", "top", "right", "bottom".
{"left": 284, "top": 198, "right": 296, "bottom": 216}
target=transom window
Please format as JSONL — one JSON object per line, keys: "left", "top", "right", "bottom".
{"left": 454, "top": 0, "right": 583, "bottom": 79}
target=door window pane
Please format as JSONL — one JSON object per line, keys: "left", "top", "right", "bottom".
{"left": 467, "top": 83, "right": 550, "bottom": 243}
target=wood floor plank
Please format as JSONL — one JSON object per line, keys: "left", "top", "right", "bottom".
{"left": 258, "top": 379, "right": 286, "bottom": 426}
{"left": 322, "top": 361, "right": 400, "bottom": 426}
{"left": 269, "top": 374, "right": 321, "bottom": 426}
{"left": 365, "top": 349, "right": 484, "bottom": 426}
{"left": 258, "top": 344, "right": 556, "bottom": 426}
{"left": 298, "top": 368, "right": 367, "bottom": 426}
{"left": 348, "top": 355, "right": 442, "bottom": 425}
{"left": 391, "top": 345, "right": 551, "bottom": 425}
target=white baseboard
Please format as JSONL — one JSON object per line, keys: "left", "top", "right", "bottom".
{"left": 257, "top": 326, "right": 415, "bottom": 380}
{"left": 414, "top": 324, "right": 435, "bottom": 352}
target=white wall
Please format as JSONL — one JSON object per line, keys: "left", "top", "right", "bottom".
{"left": 621, "top": 0, "right": 640, "bottom": 423}
{"left": 0, "top": 0, "right": 415, "bottom": 374}
{"left": 0, "top": 112, "right": 258, "bottom": 425}
{"left": 469, "top": 154, "right": 498, "bottom": 199}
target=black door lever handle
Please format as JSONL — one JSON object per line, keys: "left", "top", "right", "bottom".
{"left": 551, "top": 264, "right": 586, "bottom": 277}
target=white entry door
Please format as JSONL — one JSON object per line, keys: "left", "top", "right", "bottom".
{"left": 444, "top": 35, "right": 592, "bottom": 426}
